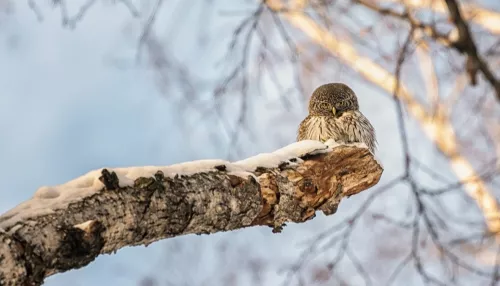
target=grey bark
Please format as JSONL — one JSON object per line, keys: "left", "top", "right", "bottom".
{"left": 0, "top": 145, "right": 382, "bottom": 286}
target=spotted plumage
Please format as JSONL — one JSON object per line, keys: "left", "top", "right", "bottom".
{"left": 297, "top": 83, "right": 377, "bottom": 153}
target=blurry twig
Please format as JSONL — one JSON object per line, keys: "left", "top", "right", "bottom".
{"left": 31, "top": 0, "right": 139, "bottom": 28}
{"left": 379, "top": 0, "right": 500, "bottom": 34}
{"left": 443, "top": 0, "right": 500, "bottom": 99}
{"left": 27, "top": 0, "right": 43, "bottom": 22}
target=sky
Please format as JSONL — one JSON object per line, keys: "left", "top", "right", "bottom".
{"left": 0, "top": 0, "right": 472, "bottom": 285}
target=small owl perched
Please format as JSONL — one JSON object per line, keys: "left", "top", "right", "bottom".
{"left": 297, "top": 83, "right": 377, "bottom": 153}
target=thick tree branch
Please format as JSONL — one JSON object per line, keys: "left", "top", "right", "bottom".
{"left": 0, "top": 141, "right": 382, "bottom": 286}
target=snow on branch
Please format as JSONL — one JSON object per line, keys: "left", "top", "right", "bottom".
{"left": 0, "top": 140, "right": 382, "bottom": 286}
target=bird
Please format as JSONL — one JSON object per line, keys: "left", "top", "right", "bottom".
{"left": 297, "top": 83, "right": 377, "bottom": 153}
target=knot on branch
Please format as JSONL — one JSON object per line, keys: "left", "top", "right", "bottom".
{"left": 252, "top": 146, "right": 382, "bottom": 232}
{"left": 99, "top": 169, "right": 120, "bottom": 190}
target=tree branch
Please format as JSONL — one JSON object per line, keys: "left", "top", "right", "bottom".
{"left": 446, "top": 0, "right": 500, "bottom": 96}
{"left": 354, "top": 0, "right": 500, "bottom": 100}
{"left": 0, "top": 141, "right": 382, "bottom": 286}
{"left": 379, "top": 0, "right": 500, "bottom": 35}
{"left": 443, "top": 0, "right": 500, "bottom": 98}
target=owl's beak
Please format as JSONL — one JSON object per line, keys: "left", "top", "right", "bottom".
{"left": 332, "top": 106, "right": 337, "bottom": 115}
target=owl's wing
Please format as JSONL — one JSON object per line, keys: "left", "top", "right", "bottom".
{"left": 338, "top": 111, "right": 377, "bottom": 153}
{"left": 297, "top": 116, "right": 311, "bottom": 141}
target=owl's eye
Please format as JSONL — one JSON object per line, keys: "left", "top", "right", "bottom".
{"left": 332, "top": 106, "right": 336, "bottom": 115}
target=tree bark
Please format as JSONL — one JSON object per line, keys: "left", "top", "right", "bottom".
{"left": 0, "top": 143, "right": 382, "bottom": 286}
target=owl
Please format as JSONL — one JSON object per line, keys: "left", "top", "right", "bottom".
{"left": 297, "top": 83, "right": 377, "bottom": 153}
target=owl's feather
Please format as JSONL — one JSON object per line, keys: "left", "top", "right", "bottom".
{"left": 338, "top": 111, "right": 377, "bottom": 152}
{"left": 297, "top": 111, "right": 376, "bottom": 153}
{"left": 297, "top": 115, "right": 342, "bottom": 143}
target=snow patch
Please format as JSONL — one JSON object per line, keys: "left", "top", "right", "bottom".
{"left": 273, "top": 140, "right": 328, "bottom": 158}
{"left": 233, "top": 153, "right": 286, "bottom": 170}
{"left": 0, "top": 140, "right": 362, "bottom": 230}
{"left": 324, "top": 139, "right": 340, "bottom": 149}
{"left": 35, "top": 186, "right": 61, "bottom": 199}
{"left": 232, "top": 140, "right": 327, "bottom": 171}
{"left": 226, "top": 171, "right": 257, "bottom": 180}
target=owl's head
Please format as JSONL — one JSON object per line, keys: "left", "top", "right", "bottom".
{"left": 308, "top": 83, "right": 359, "bottom": 116}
